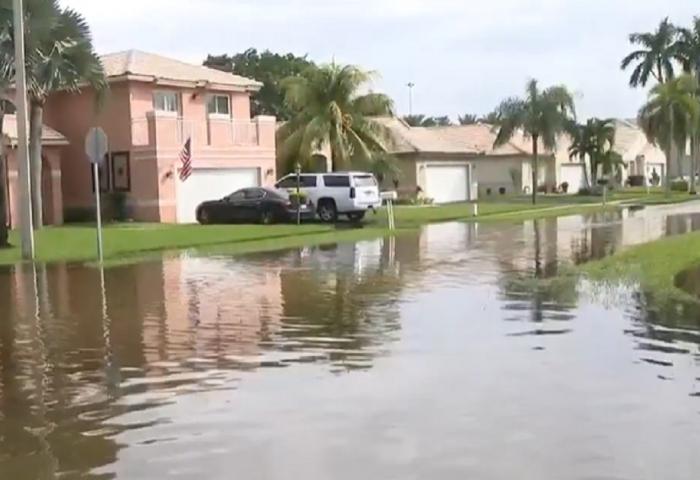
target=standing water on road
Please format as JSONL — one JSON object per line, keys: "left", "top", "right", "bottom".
{"left": 1, "top": 203, "right": 700, "bottom": 479}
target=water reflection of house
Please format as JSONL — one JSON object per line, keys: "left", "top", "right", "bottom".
{"left": 142, "top": 254, "right": 284, "bottom": 363}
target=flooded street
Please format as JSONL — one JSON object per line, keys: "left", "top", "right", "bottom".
{"left": 1, "top": 203, "right": 700, "bottom": 479}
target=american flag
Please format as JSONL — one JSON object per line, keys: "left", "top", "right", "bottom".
{"left": 178, "top": 137, "right": 193, "bottom": 181}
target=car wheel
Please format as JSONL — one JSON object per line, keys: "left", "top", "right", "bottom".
{"left": 260, "top": 209, "right": 276, "bottom": 225}
{"left": 197, "top": 208, "right": 210, "bottom": 225}
{"left": 317, "top": 200, "right": 338, "bottom": 223}
{"left": 347, "top": 212, "right": 366, "bottom": 222}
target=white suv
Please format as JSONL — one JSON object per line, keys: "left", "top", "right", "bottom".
{"left": 275, "top": 172, "right": 382, "bottom": 222}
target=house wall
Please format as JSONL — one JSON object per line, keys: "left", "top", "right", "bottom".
{"left": 44, "top": 80, "right": 276, "bottom": 223}
{"left": 5, "top": 146, "right": 63, "bottom": 227}
{"left": 471, "top": 156, "right": 524, "bottom": 197}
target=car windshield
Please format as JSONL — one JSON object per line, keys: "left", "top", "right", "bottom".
{"left": 353, "top": 175, "right": 377, "bottom": 187}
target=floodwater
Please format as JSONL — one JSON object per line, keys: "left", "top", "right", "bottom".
{"left": 1, "top": 203, "right": 700, "bottom": 480}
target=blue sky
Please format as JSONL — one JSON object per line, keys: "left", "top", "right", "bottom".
{"left": 62, "top": 0, "right": 698, "bottom": 121}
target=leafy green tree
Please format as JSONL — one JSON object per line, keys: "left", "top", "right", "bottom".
{"left": 493, "top": 79, "right": 576, "bottom": 204}
{"left": 402, "top": 114, "right": 451, "bottom": 127}
{"left": 205, "top": 49, "right": 314, "bottom": 120}
{"left": 621, "top": 17, "right": 680, "bottom": 87}
{"left": 638, "top": 74, "right": 700, "bottom": 195}
{"left": 676, "top": 18, "right": 700, "bottom": 192}
{"left": 567, "top": 118, "right": 616, "bottom": 186}
{"left": 0, "top": 0, "right": 106, "bottom": 228}
{"left": 277, "top": 63, "right": 394, "bottom": 173}
{"left": 458, "top": 114, "right": 478, "bottom": 125}
{"left": 479, "top": 111, "right": 500, "bottom": 124}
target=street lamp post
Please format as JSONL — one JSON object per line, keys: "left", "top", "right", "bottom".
{"left": 13, "top": 0, "right": 35, "bottom": 260}
{"left": 407, "top": 82, "right": 415, "bottom": 116}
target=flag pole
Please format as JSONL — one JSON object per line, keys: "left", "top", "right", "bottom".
{"left": 13, "top": 0, "right": 35, "bottom": 260}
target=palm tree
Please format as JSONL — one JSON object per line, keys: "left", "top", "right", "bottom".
{"left": 638, "top": 74, "right": 700, "bottom": 195}
{"left": 493, "top": 79, "right": 576, "bottom": 204}
{"left": 458, "top": 114, "right": 478, "bottom": 125}
{"left": 621, "top": 18, "right": 679, "bottom": 87}
{"left": 479, "top": 111, "right": 500, "bottom": 124}
{"left": 676, "top": 18, "right": 700, "bottom": 192}
{"left": 278, "top": 63, "right": 393, "bottom": 173}
{"left": 13, "top": 1, "right": 106, "bottom": 228}
{"left": 568, "top": 118, "right": 616, "bottom": 187}
{"left": 402, "top": 114, "right": 451, "bottom": 127}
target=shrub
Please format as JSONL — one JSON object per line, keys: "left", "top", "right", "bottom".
{"left": 560, "top": 182, "right": 569, "bottom": 193}
{"left": 671, "top": 179, "right": 689, "bottom": 192}
{"left": 627, "top": 175, "right": 645, "bottom": 187}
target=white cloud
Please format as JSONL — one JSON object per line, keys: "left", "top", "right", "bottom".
{"left": 62, "top": 0, "right": 699, "bottom": 120}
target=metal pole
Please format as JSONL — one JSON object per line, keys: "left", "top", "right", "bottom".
{"left": 13, "top": 0, "right": 35, "bottom": 260}
{"left": 295, "top": 162, "right": 301, "bottom": 225}
{"left": 407, "top": 82, "right": 415, "bottom": 116}
{"left": 92, "top": 163, "right": 104, "bottom": 263}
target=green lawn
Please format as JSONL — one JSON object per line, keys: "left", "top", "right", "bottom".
{"left": 1, "top": 190, "right": 697, "bottom": 265}
{"left": 582, "top": 230, "right": 700, "bottom": 303}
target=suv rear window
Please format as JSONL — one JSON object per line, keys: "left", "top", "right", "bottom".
{"left": 323, "top": 175, "right": 351, "bottom": 187}
{"left": 353, "top": 175, "right": 377, "bottom": 187}
{"left": 277, "top": 175, "right": 317, "bottom": 188}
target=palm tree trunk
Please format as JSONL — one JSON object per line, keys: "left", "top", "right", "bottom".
{"left": 531, "top": 135, "right": 539, "bottom": 205}
{"left": 29, "top": 101, "right": 44, "bottom": 229}
{"left": 666, "top": 107, "right": 674, "bottom": 197}
{"left": 0, "top": 110, "right": 9, "bottom": 248}
{"left": 581, "top": 155, "right": 590, "bottom": 189}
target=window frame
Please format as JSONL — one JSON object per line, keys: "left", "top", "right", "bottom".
{"left": 153, "top": 90, "right": 181, "bottom": 114}
{"left": 207, "top": 94, "right": 231, "bottom": 117}
{"left": 110, "top": 152, "right": 131, "bottom": 192}
{"left": 323, "top": 175, "right": 351, "bottom": 188}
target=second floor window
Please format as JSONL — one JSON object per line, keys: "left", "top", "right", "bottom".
{"left": 207, "top": 95, "right": 231, "bottom": 116}
{"left": 153, "top": 91, "right": 180, "bottom": 113}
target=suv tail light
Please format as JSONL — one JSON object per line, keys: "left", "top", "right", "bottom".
{"left": 350, "top": 187, "right": 356, "bottom": 199}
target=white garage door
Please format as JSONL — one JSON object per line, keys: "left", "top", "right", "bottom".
{"left": 560, "top": 164, "right": 585, "bottom": 194}
{"left": 177, "top": 168, "right": 260, "bottom": 223}
{"left": 425, "top": 165, "right": 469, "bottom": 203}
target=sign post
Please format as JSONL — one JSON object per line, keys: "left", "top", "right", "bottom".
{"left": 381, "top": 191, "right": 398, "bottom": 231}
{"left": 295, "top": 162, "right": 301, "bottom": 225}
{"left": 85, "top": 127, "right": 109, "bottom": 263}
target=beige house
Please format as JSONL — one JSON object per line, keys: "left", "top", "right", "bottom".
{"left": 379, "top": 117, "right": 557, "bottom": 202}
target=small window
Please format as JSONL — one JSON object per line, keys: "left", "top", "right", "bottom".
{"left": 352, "top": 175, "right": 377, "bottom": 187}
{"left": 153, "top": 91, "right": 179, "bottom": 113}
{"left": 244, "top": 189, "right": 266, "bottom": 200}
{"left": 323, "top": 175, "right": 351, "bottom": 187}
{"left": 207, "top": 95, "right": 231, "bottom": 116}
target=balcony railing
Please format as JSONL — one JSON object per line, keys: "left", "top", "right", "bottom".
{"left": 131, "top": 113, "right": 272, "bottom": 149}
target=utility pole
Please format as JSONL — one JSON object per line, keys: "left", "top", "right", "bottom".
{"left": 407, "top": 82, "right": 415, "bottom": 116}
{"left": 13, "top": 0, "right": 35, "bottom": 260}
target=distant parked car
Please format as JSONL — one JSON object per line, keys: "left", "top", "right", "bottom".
{"left": 196, "top": 187, "right": 314, "bottom": 225}
{"left": 275, "top": 172, "right": 382, "bottom": 222}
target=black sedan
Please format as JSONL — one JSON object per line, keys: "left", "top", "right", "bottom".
{"left": 196, "top": 187, "right": 314, "bottom": 225}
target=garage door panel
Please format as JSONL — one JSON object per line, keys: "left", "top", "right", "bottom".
{"left": 177, "top": 168, "right": 260, "bottom": 223}
{"left": 425, "top": 166, "right": 468, "bottom": 203}
{"left": 560, "top": 164, "right": 585, "bottom": 193}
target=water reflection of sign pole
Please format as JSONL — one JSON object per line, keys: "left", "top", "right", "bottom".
{"left": 85, "top": 127, "right": 109, "bottom": 263}
{"left": 381, "top": 191, "right": 397, "bottom": 230}
{"left": 13, "top": 0, "right": 35, "bottom": 260}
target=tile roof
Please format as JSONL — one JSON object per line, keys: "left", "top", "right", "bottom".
{"left": 378, "top": 117, "right": 542, "bottom": 156}
{"left": 3, "top": 114, "right": 68, "bottom": 146}
{"left": 612, "top": 119, "right": 666, "bottom": 160}
{"left": 100, "top": 50, "right": 262, "bottom": 90}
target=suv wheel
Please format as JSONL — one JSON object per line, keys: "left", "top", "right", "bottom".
{"left": 317, "top": 200, "right": 338, "bottom": 223}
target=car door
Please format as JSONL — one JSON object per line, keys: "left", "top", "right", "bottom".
{"left": 242, "top": 188, "right": 267, "bottom": 222}
{"left": 323, "top": 174, "right": 352, "bottom": 212}
{"left": 222, "top": 190, "right": 247, "bottom": 223}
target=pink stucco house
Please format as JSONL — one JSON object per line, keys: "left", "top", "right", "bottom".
{"left": 36, "top": 49, "right": 276, "bottom": 224}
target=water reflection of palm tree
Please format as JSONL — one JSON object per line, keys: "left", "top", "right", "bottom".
{"left": 279, "top": 243, "right": 403, "bottom": 368}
